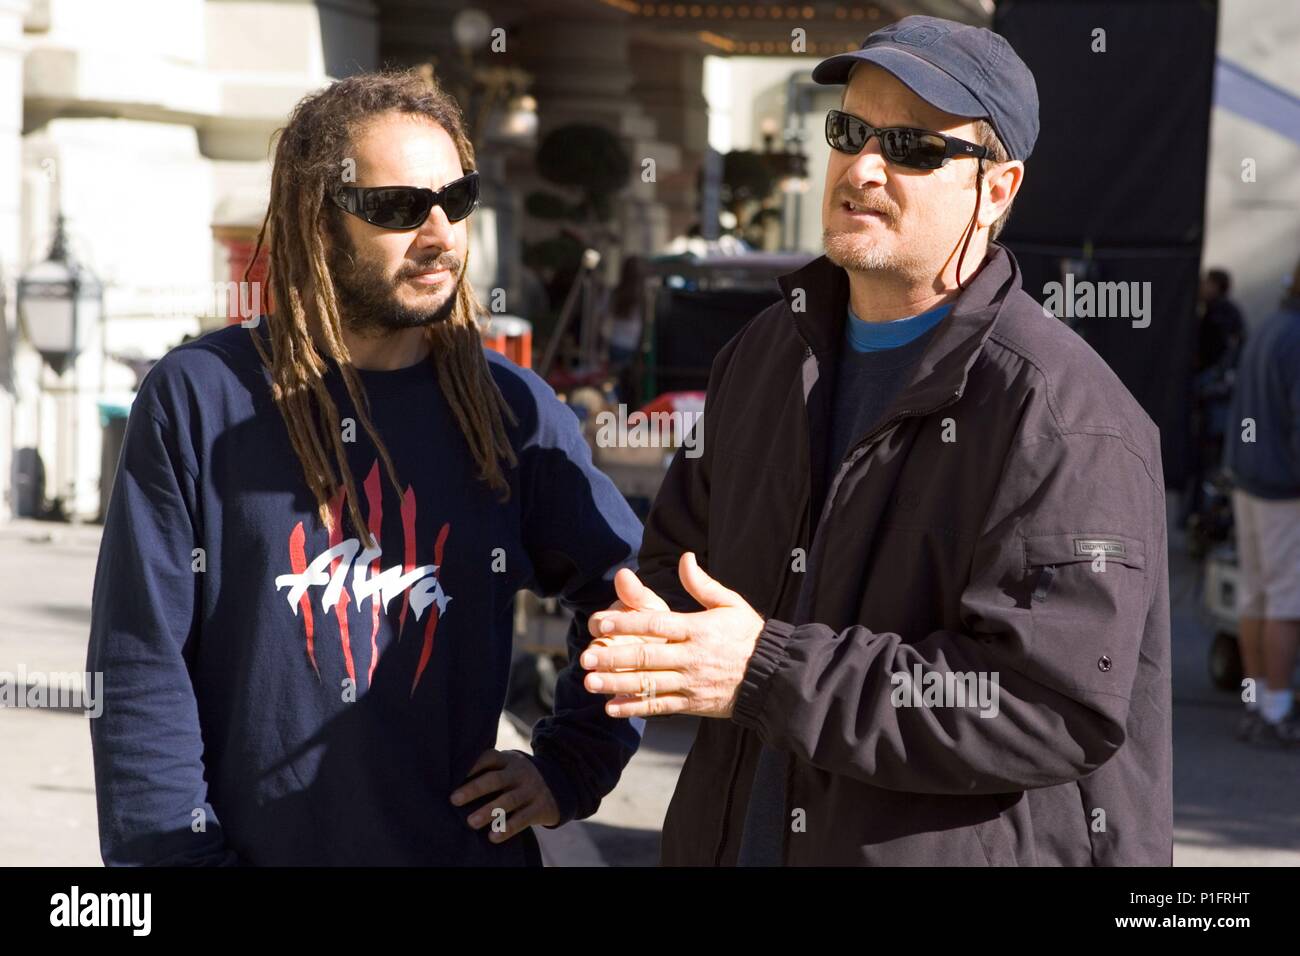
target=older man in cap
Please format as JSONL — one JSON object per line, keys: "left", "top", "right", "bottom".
{"left": 580, "top": 15, "right": 1172, "bottom": 865}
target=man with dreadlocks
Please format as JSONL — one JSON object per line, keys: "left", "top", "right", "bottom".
{"left": 86, "top": 70, "right": 644, "bottom": 865}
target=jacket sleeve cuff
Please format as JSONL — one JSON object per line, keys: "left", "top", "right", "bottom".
{"left": 732, "top": 617, "right": 795, "bottom": 730}
{"left": 522, "top": 750, "right": 581, "bottom": 828}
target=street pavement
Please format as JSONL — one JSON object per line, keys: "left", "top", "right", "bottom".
{"left": 0, "top": 515, "right": 1296, "bottom": 867}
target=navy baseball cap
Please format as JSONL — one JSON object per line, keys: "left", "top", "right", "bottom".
{"left": 812, "top": 15, "right": 1039, "bottom": 162}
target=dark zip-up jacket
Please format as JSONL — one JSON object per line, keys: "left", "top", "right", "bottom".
{"left": 642, "top": 244, "right": 1172, "bottom": 866}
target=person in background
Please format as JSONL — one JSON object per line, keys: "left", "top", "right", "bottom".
{"left": 1224, "top": 257, "right": 1300, "bottom": 748}
{"left": 1183, "top": 268, "right": 1247, "bottom": 527}
{"left": 605, "top": 256, "right": 645, "bottom": 377}
{"left": 1197, "top": 268, "right": 1245, "bottom": 374}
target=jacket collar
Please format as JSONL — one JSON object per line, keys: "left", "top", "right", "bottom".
{"left": 777, "top": 242, "right": 1023, "bottom": 410}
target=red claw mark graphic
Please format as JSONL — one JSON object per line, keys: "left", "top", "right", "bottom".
{"left": 398, "top": 485, "right": 417, "bottom": 639}
{"left": 284, "top": 458, "right": 450, "bottom": 695}
{"left": 410, "top": 521, "right": 450, "bottom": 697}
{"left": 363, "top": 461, "right": 383, "bottom": 688}
{"left": 288, "top": 520, "right": 319, "bottom": 679}
{"left": 327, "top": 487, "right": 356, "bottom": 687}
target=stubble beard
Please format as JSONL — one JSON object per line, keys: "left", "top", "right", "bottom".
{"left": 822, "top": 226, "right": 927, "bottom": 280}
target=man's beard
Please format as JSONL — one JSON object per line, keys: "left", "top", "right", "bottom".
{"left": 823, "top": 228, "right": 904, "bottom": 272}
{"left": 822, "top": 221, "right": 933, "bottom": 276}
{"left": 327, "top": 228, "right": 463, "bottom": 334}
{"left": 822, "top": 192, "right": 925, "bottom": 278}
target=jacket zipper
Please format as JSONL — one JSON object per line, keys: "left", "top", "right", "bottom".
{"left": 773, "top": 390, "right": 964, "bottom": 865}
{"left": 828, "top": 391, "right": 964, "bottom": 511}
{"left": 712, "top": 481, "right": 811, "bottom": 866}
{"left": 710, "top": 352, "right": 964, "bottom": 864}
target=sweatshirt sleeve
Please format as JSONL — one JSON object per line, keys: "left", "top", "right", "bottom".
{"left": 512, "top": 367, "right": 644, "bottom": 825}
{"left": 731, "top": 428, "right": 1165, "bottom": 796}
{"left": 86, "top": 378, "right": 240, "bottom": 866}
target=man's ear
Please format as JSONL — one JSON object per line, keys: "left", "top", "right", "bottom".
{"left": 980, "top": 160, "right": 1024, "bottom": 229}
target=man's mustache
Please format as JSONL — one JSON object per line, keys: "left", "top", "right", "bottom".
{"left": 397, "top": 254, "right": 462, "bottom": 280}
{"left": 836, "top": 194, "right": 896, "bottom": 219}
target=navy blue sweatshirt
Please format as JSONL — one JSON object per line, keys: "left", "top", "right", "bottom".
{"left": 87, "top": 323, "right": 643, "bottom": 866}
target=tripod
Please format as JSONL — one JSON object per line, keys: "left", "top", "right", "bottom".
{"left": 536, "top": 248, "right": 604, "bottom": 381}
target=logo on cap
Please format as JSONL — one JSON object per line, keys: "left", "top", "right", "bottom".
{"left": 894, "top": 23, "right": 949, "bottom": 47}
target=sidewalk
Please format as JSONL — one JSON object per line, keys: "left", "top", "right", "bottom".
{"left": 1167, "top": 524, "right": 1300, "bottom": 864}
{"left": 0, "top": 520, "right": 103, "bottom": 866}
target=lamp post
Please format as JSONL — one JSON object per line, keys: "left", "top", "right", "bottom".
{"left": 452, "top": 7, "right": 493, "bottom": 58}
{"left": 757, "top": 117, "right": 810, "bottom": 250}
{"left": 16, "top": 214, "right": 103, "bottom": 520}
{"left": 420, "top": 8, "right": 537, "bottom": 324}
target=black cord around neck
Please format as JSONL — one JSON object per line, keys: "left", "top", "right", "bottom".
{"left": 955, "top": 158, "right": 984, "bottom": 291}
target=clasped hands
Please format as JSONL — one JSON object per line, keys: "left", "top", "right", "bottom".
{"left": 580, "top": 552, "right": 765, "bottom": 719}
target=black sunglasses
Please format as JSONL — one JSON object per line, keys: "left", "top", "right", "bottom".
{"left": 825, "top": 109, "right": 989, "bottom": 170}
{"left": 332, "top": 171, "right": 480, "bottom": 229}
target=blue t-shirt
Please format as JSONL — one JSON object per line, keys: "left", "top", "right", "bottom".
{"left": 827, "top": 303, "right": 950, "bottom": 471}
{"left": 738, "top": 301, "right": 949, "bottom": 866}
{"left": 87, "top": 322, "right": 643, "bottom": 866}
{"left": 845, "top": 301, "right": 951, "bottom": 352}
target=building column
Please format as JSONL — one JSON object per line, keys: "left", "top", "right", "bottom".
{"left": 0, "top": 0, "right": 31, "bottom": 521}
{"left": 629, "top": 41, "right": 709, "bottom": 243}
{"left": 518, "top": 16, "right": 676, "bottom": 259}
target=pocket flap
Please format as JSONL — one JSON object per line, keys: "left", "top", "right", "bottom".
{"left": 1023, "top": 531, "right": 1146, "bottom": 571}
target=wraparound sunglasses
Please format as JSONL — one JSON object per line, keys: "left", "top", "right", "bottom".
{"left": 331, "top": 171, "right": 480, "bottom": 229}
{"left": 825, "top": 109, "right": 989, "bottom": 170}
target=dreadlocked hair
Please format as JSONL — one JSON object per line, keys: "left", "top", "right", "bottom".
{"left": 245, "top": 68, "right": 518, "bottom": 548}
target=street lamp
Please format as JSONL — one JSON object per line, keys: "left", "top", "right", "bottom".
{"left": 16, "top": 214, "right": 103, "bottom": 520}
{"left": 755, "top": 119, "right": 810, "bottom": 249}
{"left": 452, "top": 7, "right": 493, "bottom": 54}
{"left": 420, "top": 10, "right": 535, "bottom": 331}
{"left": 494, "top": 92, "right": 538, "bottom": 144}
{"left": 16, "top": 215, "right": 101, "bottom": 376}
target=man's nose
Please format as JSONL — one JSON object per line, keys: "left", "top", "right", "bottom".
{"left": 413, "top": 202, "right": 456, "bottom": 251}
{"left": 842, "top": 138, "right": 889, "bottom": 190}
